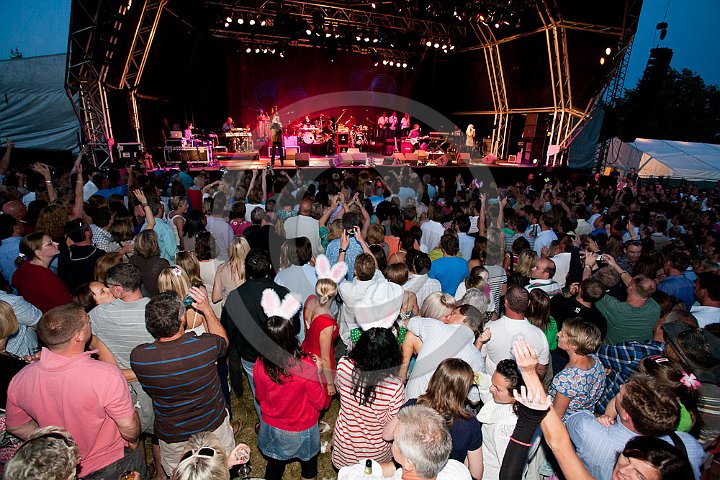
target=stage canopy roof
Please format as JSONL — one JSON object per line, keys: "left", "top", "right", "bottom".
{"left": 609, "top": 137, "right": 720, "bottom": 182}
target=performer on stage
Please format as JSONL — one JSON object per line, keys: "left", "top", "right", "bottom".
{"left": 270, "top": 109, "right": 284, "bottom": 166}
{"left": 388, "top": 112, "right": 398, "bottom": 139}
{"left": 222, "top": 117, "right": 235, "bottom": 133}
{"left": 377, "top": 112, "right": 388, "bottom": 141}
{"left": 257, "top": 109, "right": 270, "bottom": 138}
{"left": 408, "top": 124, "right": 422, "bottom": 152}
{"left": 182, "top": 122, "right": 194, "bottom": 140}
{"left": 161, "top": 118, "right": 171, "bottom": 143}
{"left": 400, "top": 113, "right": 410, "bottom": 137}
{"left": 466, "top": 123, "right": 475, "bottom": 152}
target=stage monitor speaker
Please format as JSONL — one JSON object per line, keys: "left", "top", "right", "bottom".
{"left": 340, "top": 153, "right": 353, "bottom": 165}
{"left": 405, "top": 153, "right": 418, "bottom": 165}
{"left": 382, "top": 157, "right": 395, "bottom": 165}
{"left": 285, "top": 146, "right": 299, "bottom": 156}
{"left": 352, "top": 152, "right": 367, "bottom": 165}
{"left": 457, "top": 152, "right": 470, "bottom": 164}
{"left": 295, "top": 152, "right": 310, "bottom": 167}
{"left": 508, "top": 154, "right": 518, "bottom": 164}
{"left": 437, "top": 154, "right": 450, "bottom": 166}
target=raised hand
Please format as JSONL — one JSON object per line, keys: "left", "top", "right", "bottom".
{"left": 512, "top": 339, "right": 539, "bottom": 374}
{"left": 513, "top": 385, "right": 552, "bottom": 411}
{"left": 133, "top": 189, "right": 147, "bottom": 205}
{"left": 227, "top": 443, "right": 251, "bottom": 467}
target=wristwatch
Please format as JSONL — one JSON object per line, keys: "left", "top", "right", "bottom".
{"left": 339, "top": 248, "right": 347, "bottom": 253}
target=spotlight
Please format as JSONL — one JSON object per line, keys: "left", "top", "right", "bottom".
{"left": 374, "top": 61, "right": 379, "bottom": 66}
{"left": 260, "top": 19, "right": 266, "bottom": 26}
{"left": 364, "top": 36, "right": 370, "bottom": 42}
{"left": 372, "top": 38, "right": 378, "bottom": 43}
{"left": 263, "top": 48, "right": 268, "bottom": 53}
{"left": 389, "top": 61, "right": 394, "bottom": 66}
{"left": 382, "top": 60, "right": 388, "bottom": 65}
{"left": 371, "top": 2, "right": 376, "bottom": 8}
{"left": 450, "top": 45, "right": 455, "bottom": 50}
{"left": 238, "top": 17, "right": 243, "bottom": 24}
{"left": 226, "top": 16, "right": 232, "bottom": 23}
{"left": 532, "top": 158, "right": 538, "bottom": 165}
{"left": 441, "top": 43, "right": 447, "bottom": 49}
{"left": 402, "top": 62, "right": 407, "bottom": 68}
{"left": 426, "top": 40, "right": 432, "bottom": 47}
{"left": 280, "top": 52, "right": 285, "bottom": 58}
{"left": 246, "top": 47, "right": 251, "bottom": 53}
{"left": 395, "top": 60, "right": 400, "bottom": 67}
{"left": 605, "top": 47, "right": 612, "bottom": 55}
{"left": 306, "top": 29, "right": 312, "bottom": 35}
{"left": 494, "top": 23, "right": 500, "bottom": 28}
{"left": 249, "top": 18, "right": 256, "bottom": 25}
{"left": 255, "top": 47, "right": 260, "bottom": 53}
{"left": 600, "top": 57, "right": 606, "bottom": 65}
{"left": 224, "top": 22, "right": 229, "bottom": 27}
{"left": 433, "top": 42, "right": 439, "bottom": 48}
{"left": 356, "top": 34, "right": 362, "bottom": 41}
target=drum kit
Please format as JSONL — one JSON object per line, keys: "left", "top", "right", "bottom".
{"left": 291, "top": 117, "right": 369, "bottom": 148}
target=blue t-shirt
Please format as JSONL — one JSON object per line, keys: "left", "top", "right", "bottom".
{"left": 657, "top": 274, "right": 695, "bottom": 312}
{"left": 402, "top": 398, "right": 482, "bottom": 462}
{"left": 429, "top": 256, "right": 469, "bottom": 295}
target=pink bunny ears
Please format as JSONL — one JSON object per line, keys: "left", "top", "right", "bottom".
{"left": 315, "top": 254, "right": 347, "bottom": 283}
{"left": 261, "top": 289, "right": 301, "bottom": 319}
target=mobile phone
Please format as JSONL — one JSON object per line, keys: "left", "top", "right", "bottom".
{"left": 183, "top": 295, "right": 194, "bottom": 308}
{"left": 345, "top": 227, "right": 355, "bottom": 236}
{"left": 596, "top": 254, "right": 604, "bottom": 262}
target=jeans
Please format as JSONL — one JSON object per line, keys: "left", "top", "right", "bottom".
{"left": 241, "top": 357, "right": 261, "bottom": 420}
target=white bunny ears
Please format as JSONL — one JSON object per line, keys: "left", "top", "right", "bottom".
{"left": 315, "top": 254, "right": 347, "bottom": 284}
{"left": 261, "top": 289, "right": 301, "bottom": 319}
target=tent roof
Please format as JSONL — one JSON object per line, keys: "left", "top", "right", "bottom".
{"left": 611, "top": 138, "right": 720, "bottom": 182}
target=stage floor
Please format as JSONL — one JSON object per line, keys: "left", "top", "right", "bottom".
{"left": 202, "top": 152, "right": 530, "bottom": 170}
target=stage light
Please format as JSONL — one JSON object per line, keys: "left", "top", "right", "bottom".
{"left": 246, "top": 47, "right": 252, "bottom": 53}
{"left": 600, "top": 57, "right": 605, "bottom": 65}
{"left": 389, "top": 61, "right": 394, "bottom": 66}
{"left": 224, "top": 22, "right": 229, "bottom": 27}
{"left": 450, "top": 45, "right": 455, "bottom": 50}
{"left": 382, "top": 59, "right": 388, "bottom": 65}
{"left": 263, "top": 48, "right": 268, "bottom": 53}
{"left": 356, "top": 34, "right": 362, "bottom": 41}
{"left": 494, "top": 23, "right": 500, "bottom": 28}
{"left": 433, "top": 42, "right": 439, "bottom": 48}
{"left": 249, "top": 18, "right": 256, "bottom": 25}
{"left": 371, "top": 2, "right": 376, "bottom": 8}
{"left": 280, "top": 52, "right": 285, "bottom": 58}
{"left": 441, "top": 43, "right": 447, "bottom": 49}
{"left": 478, "top": 14, "right": 485, "bottom": 22}
{"left": 374, "top": 61, "right": 379, "bottom": 66}
{"left": 306, "top": 29, "right": 312, "bottom": 35}
{"left": 396, "top": 60, "right": 400, "bottom": 67}
{"left": 532, "top": 158, "right": 538, "bottom": 165}
{"left": 605, "top": 47, "right": 612, "bottom": 55}
{"left": 255, "top": 48, "right": 260, "bottom": 53}
{"left": 402, "top": 62, "right": 407, "bottom": 68}
{"left": 426, "top": 40, "right": 432, "bottom": 47}
{"left": 372, "top": 38, "right": 378, "bottom": 43}
{"left": 238, "top": 17, "right": 244, "bottom": 25}
{"left": 260, "top": 19, "right": 266, "bottom": 26}
{"left": 226, "top": 16, "right": 232, "bottom": 23}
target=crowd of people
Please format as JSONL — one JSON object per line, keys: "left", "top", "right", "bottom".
{"left": 0, "top": 137, "right": 718, "bottom": 480}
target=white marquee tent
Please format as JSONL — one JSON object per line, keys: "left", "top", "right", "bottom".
{"left": 607, "top": 137, "right": 720, "bottom": 182}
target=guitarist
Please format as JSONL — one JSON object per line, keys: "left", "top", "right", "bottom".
{"left": 407, "top": 124, "right": 428, "bottom": 151}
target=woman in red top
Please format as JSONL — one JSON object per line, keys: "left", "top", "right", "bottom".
{"left": 12, "top": 232, "right": 71, "bottom": 312}
{"left": 254, "top": 290, "right": 329, "bottom": 480}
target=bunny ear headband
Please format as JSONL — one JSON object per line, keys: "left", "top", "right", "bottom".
{"left": 261, "top": 289, "right": 301, "bottom": 319}
{"left": 315, "top": 254, "right": 347, "bottom": 284}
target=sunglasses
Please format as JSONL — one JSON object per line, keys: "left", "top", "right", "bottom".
{"left": 180, "top": 447, "right": 217, "bottom": 463}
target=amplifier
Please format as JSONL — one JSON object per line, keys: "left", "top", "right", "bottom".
{"left": 164, "top": 146, "right": 211, "bottom": 164}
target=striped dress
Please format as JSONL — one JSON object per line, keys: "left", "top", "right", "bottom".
{"left": 331, "top": 357, "right": 404, "bottom": 469}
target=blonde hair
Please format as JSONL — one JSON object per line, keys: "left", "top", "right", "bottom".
{"left": 367, "top": 224, "right": 385, "bottom": 245}
{"left": 158, "top": 266, "right": 192, "bottom": 299}
{"left": 134, "top": 229, "right": 161, "bottom": 258}
{"left": 0, "top": 301, "right": 19, "bottom": 339}
{"left": 109, "top": 216, "right": 134, "bottom": 243}
{"left": 563, "top": 317, "right": 602, "bottom": 355}
{"left": 175, "top": 251, "right": 203, "bottom": 287}
{"left": 328, "top": 219, "right": 343, "bottom": 241}
{"left": 169, "top": 196, "right": 186, "bottom": 211}
{"left": 226, "top": 236, "right": 250, "bottom": 284}
{"left": 94, "top": 251, "right": 126, "bottom": 282}
{"left": 515, "top": 249, "right": 537, "bottom": 277}
{"left": 315, "top": 278, "right": 338, "bottom": 307}
{"left": 172, "top": 432, "right": 229, "bottom": 480}
{"left": 420, "top": 292, "right": 456, "bottom": 320}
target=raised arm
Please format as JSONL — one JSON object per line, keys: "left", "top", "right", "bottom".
{"left": 0, "top": 139, "right": 14, "bottom": 176}
{"left": 133, "top": 189, "right": 154, "bottom": 230}
{"left": 320, "top": 195, "right": 339, "bottom": 227}
{"left": 189, "top": 286, "right": 228, "bottom": 344}
{"left": 31, "top": 163, "right": 57, "bottom": 204}
{"left": 478, "top": 193, "right": 487, "bottom": 237}
{"left": 71, "top": 155, "right": 85, "bottom": 220}
{"left": 496, "top": 197, "right": 507, "bottom": 230}
{"left": 247, "top": 169, "right": 258, "bottom": 200}
{"left": 261, "top": 168, "right": 268, "bottom": 203}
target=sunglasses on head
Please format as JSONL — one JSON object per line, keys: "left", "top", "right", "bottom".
{"left": 180, "top": 447, "right": 217, "bottom": 463}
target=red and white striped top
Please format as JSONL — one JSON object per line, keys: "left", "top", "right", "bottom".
{"left": 331, "top": 356, "right": 405, "bottom": 469}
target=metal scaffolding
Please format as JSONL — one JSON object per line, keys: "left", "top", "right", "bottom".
{"left": 65, "top": 0, "right": 115, "bottom": 168}
{"left": 118, "top": 0, "right": 169, "bottom": 143}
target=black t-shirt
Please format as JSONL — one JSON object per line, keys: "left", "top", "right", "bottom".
{"left": 57, "top": 244, "right": 106, "bottom": 294}
{"left": 550, "top": 294, "right": 607, "bottom": 340}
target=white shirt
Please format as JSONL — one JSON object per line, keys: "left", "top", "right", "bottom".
{"left": 400, "top": 116, "right": 410, "bottom": 130}
{"left": 551, "top": 252, "right": 571, "bottom": 289}
{"left": 405, "top": 317, "right": 485, "bottom": 400}
{"left": 690, "top": 305, "right": 720, "bottom": 328}
{"left": 284, "top": 214, "right": 324, "bottom": 257}
{"left": 482, "top": 315, "right": 550, "bottom": 374}
{"left": 476, "top": 371, "right": 518, "bottom": 480}
{"left": 533, "top": 228, "right": 557, "bottom": 256}
{"left": 338, "top": 270, "right": 384, "bottom": 347}
{"left": 339, "top": 459, "right": 471, "bottom": 480}
{"left": 83, "top": 180, "right": 99, "bottom": 201}
{"left": 403, "top": 274, "right": 442, "bottom": 309}
{"left": 458, "top": 232, "right": 475, "bottom": 261}
{"left": 420, "top": 220, "right": 445, "bottom": 253}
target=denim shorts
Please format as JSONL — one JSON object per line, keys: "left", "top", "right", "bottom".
{"left": 258, "top": 421, "right": 320, "bottom": 462}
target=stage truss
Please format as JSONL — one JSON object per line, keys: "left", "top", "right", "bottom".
{"left": 66, "top": 0, "right": 643, "bottom": 168}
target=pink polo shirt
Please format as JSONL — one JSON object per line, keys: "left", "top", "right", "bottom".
{"left": 6, "top": 348, "right": 135, "bottom": 476}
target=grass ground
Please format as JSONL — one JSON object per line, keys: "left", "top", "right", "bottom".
{"left": 230, "top": 374, "right": 342, "bottom": 480}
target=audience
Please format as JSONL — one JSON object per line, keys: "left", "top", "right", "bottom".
{"left": 0, "top": 152, "right": 719, "bottom": 478}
